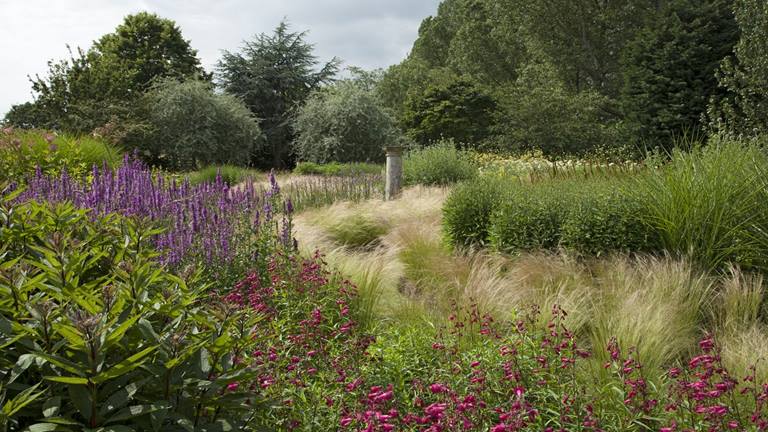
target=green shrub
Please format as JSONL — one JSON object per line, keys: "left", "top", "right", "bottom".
{"left": 0, "top": 129, "right": 122, "bottom": 182}
{"left": 445, "top": 174, "right": 655, "bottom": 256}
{"left": 293, "top": 161, "right": 383, "bottom": 177}
{"left": 187, "top": 164, "right": 262, "bottom": 185}
{"left": 403, "top": 140, "right": 477, "bottom": 186}
{"left": 325, "top": 213, "right": 390, "bottom": 248}
{"left": 561, "top": 185, "right": 658, "bottom": 256}
{"left": 488, "top": 182, "right": 570, "bottom": 253}
{"left": 442, "top": 175, "right": 512, "bottom": 247}
{"left": 628, "top": 137, "right": 768, "bottom": 272}
{"left": 490, "top": 60, "right": 621, "bottom": 157}
{"left": 141, "top": 78, "right": 263, "bottom": 170}
{"left": 0, "top": 199, "right": 265, "bottom": 430}
{"left": 293, "top": 79, "right": 401, "bottom": 163}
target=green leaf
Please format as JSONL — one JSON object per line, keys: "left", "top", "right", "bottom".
{"left": 44, "top": 376, "right": 89, "bottom": 385}
{"left": 98, "top": 380, "right": 144, "bottom": 417}
{"left": 92, "top": 346, "right": 157, "bottom": 384}
{"left": 95, "top": 426, "right": 136, "bottom": 432}
{"left": 9, "top": 354, "right": 37, "bottom": 384}
{"left": 3, "top": 382, "right": 44, "bottom": 417}
{"left": 36, "top": 417, "right": 81, "bottom": 426}
{"left": 212, "top": 333, "right": 231, "bottom": 351}
{"left": 42, "top": 397, "right": 61, "bottom": 418}
{"left": 22, "top": 423, "right": 74, "bottom": 432}
{"left": 102, "top": 315, "right": 142, "bottom": 351}
{"left": 53, "top": 324, "right": 86, "bottom": 349}
{"left": 164, "top": 340, "right": 206, "bottom": 369}
{"left": 105, "top": 403, "right": 170, "bottom": 424}
{"left": 33, "top": 352, "right": 86, "bottom": 377}
{"left": 68, "top": 384, "right": 92, "bottom": 423}
{"left": 136, "top": 318, "right": 159, "bottom": 344}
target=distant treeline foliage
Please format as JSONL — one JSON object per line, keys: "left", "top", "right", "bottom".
{"left": 3, "top": 1, "right": 768, "bottom": 168}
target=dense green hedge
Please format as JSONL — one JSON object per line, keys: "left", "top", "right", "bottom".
{"left": 488, "top": 183, "right": 570, "bottom": 253}
{"left": 560, "top": 187, "right": 658, "bottom": 256}
{"left": 444, "top": 175, "right": 652, "bottom": 255}
{"left": 442, "top": 176, "right": 511, "bottom": 247}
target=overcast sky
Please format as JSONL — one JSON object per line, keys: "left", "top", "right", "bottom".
{"left": 0, "top": 0, "right": 440, "bottom": 117}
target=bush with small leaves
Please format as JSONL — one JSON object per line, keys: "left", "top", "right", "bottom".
{"left": 141, "top": 78, "right": 263, "bottom": 170}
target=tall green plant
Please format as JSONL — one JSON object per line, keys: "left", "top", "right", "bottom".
{"left": 0, "top": 199, "right": 266, "bottom": 430}
{"left": 403, "top": 140, "right": 477, "bottom": 186}
{"left": 628, "top": 137, "right": 768, "bottom": 272}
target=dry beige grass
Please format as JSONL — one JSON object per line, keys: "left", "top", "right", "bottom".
{"left": 588, "top": 256, "right": 715, "bottom": 371}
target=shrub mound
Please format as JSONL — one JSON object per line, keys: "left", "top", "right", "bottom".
{"left": 489, "top": 184, "right": 569, "bottom": 253}
{"left": 442, "top": 176, "right": 511, "bottom": 248}
{"left": 404, "top": 140, "right": 477, "bottom": 186}
{"left": 561, "top": 188, "right": 657, "bottom": 255}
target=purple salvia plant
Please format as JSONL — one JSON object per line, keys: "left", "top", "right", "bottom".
{"left": 16, "top": 156, "right": 285, "bottom": 267}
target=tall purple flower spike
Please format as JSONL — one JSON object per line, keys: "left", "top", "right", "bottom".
{"left": 17, "top": 155, "right": 280, "bottom": 267}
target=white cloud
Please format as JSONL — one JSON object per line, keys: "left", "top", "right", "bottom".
{"left": 0, "top": 0, "right": 439, "bottom": 117}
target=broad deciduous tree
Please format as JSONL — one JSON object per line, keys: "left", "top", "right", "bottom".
{"left": 4, "top": 12, "right": 206, "bottom": 133}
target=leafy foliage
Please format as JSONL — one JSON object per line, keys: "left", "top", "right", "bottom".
{"left": 560, "top": 183, "right": 658, "bottom": 256}
{"left": 293, "top": 161, "right": 383, "bottom": 177}
{"left": 517, "top": 0, "right": 658, "bottom": 97}
{"left": 628, "top": 137, "right": 768, "bottom": 272}
{"left": 139, "top": 79, "right": 263, "bottom": 170}
{"left": 710, "top": 0, "right": 768, "bottom": 135}
{"left": 0, "top": 129, "right": 122, "bottom": 183}
{"left": 216, "top": 20, "right": 340, "bottom": 168}
{"left": 4, "top": 12, "right": 206, "bottom": 134}
{"left": 293, "top": 79, "right": 401, "bottom": 164}
{"left": 621, "top": 0, "right": 739, "bottom": 148}
{"left": 490, "top": 60, "right": 620, "bottom": 156}
{"left": 442, "top": 175, "right": 510, "bottom": 248}
{"left": 0, "top": 199, "right": 266, "bottom": 431}
{"left": 403, "top": 78, "right": 496, "bottom": 147}
{"left": 488, "top": 182, "right": 569, "bottom": 253}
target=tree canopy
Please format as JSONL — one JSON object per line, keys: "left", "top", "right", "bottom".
{"left": 216, "top": 20, "right": 340, "bottom": 168}
{"left": 293, "top": 75, "right": 401, "bottom": 163}
{"left": 5, "top": 12, "right": 205, "bottom": 133}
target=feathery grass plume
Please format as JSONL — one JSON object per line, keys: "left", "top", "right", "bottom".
{"left": 588, "top": 255, "right": 715, "bottom": 375}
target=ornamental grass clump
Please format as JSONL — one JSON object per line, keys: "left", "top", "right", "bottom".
{"left": 404, "top": 140, "right": 477, "bottom": 186}
{"left": 627, "top": 137, "right": 768, "bottom": 272}
{"left": 0, "top": 128, "right": 122, "bottom": 183}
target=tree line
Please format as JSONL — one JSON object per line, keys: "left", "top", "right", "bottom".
{"left": 3, "top": 1, "right": 768, "bottom": 169}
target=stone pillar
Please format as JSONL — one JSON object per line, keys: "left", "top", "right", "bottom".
{"left": 385, "top": 146, "right": 404, "bottom": 200}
